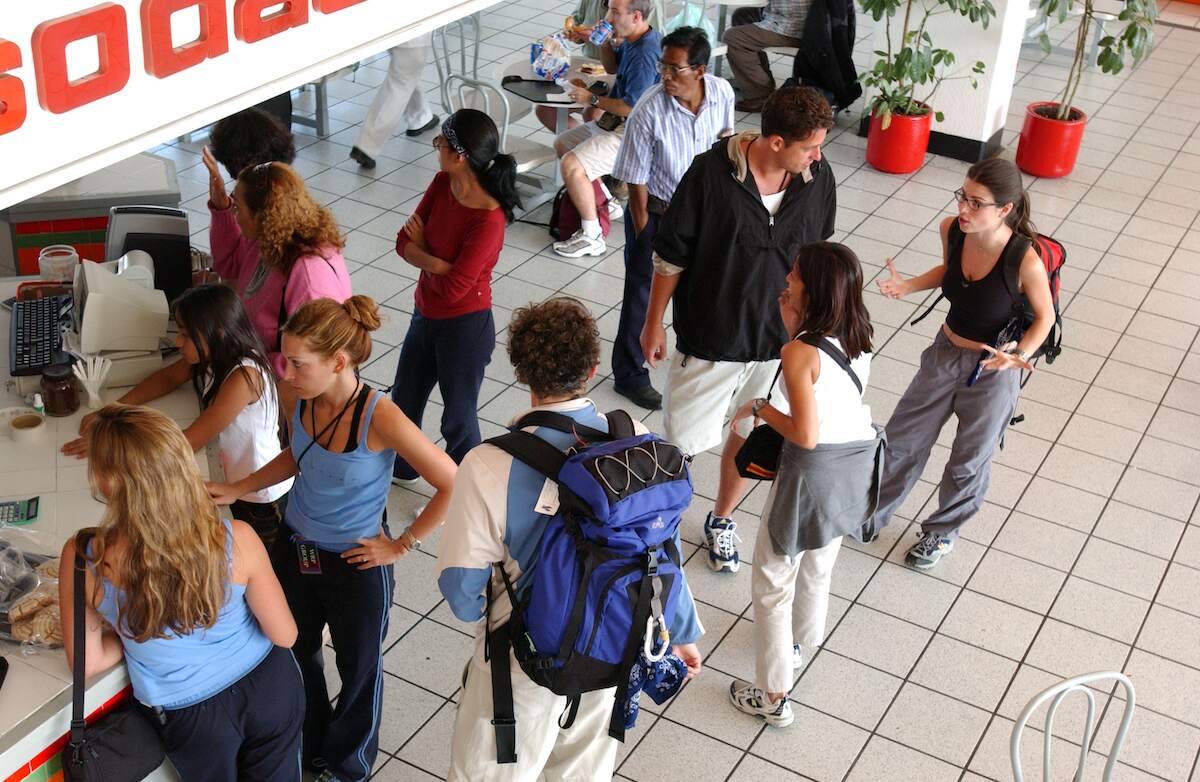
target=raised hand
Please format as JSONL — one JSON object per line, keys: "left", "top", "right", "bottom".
{"left": 875, "top": 258, "right": 907, "bottom": 299}
{"left": 201, "top": 146, "right": 231, "bottom": 210}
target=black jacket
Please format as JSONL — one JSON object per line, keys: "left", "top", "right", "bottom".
{"left": 652, "top": 133, "right": 837, "bottom": 363}
{"left": 789, "top": 0, "right": 862, "bottom": 110}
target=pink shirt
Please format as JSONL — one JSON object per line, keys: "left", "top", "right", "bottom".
{"left": 209, "top": 204, "right": 352, "bottom": 376}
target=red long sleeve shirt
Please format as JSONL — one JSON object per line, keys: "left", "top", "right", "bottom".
{"left": 397, "top": 172, "right": 506, "bottom": 319}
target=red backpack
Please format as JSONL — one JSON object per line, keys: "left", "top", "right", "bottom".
{"left": 549, "top": 182, "right": 611, "bottom": 241}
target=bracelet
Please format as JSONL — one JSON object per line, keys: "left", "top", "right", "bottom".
{"left": 401, "top": 529, "right": 422, "bottom": 551}
{"left": 1006, "top": 347, "right": 1029, "bottom": 361}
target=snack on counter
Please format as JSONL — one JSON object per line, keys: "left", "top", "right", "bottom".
{"left": 0, "top": 543, "right": 63, "bottom": 648}
{"left": 580, "top": 62, "right": 606, "bottom": 76}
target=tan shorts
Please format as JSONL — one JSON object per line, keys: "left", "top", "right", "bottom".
{"left": 662, "top": 352, "right": 788, "bottom": 456}
{"left": 556, "top": 121, "right": 624, "bottom": 182}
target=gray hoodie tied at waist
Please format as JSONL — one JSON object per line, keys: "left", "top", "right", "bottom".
{"left": 766, "top": 425, "right": 887, "bottom": 556}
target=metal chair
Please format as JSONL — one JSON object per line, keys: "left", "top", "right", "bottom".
{"left": 1011, "top": 671, "right": 1136, "bottom": 782}
{"left": 443, "top": 74, "right": 556, "bottom": 178}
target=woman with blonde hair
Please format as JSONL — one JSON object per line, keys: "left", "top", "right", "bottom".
{"left": 201, "top": 150, "right": 352, "bottom": 377}
{"left": 208, "top": 295, "right": 457, "bottom": 782}
{"left": 58, "top": 404, "right": 302, "bottom": 780}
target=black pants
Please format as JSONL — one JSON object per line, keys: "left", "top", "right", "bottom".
{"left": 274, "top": 527, "right": 394, "bottom": 782}
{"left": 391, "top": 308, "right": 496, "bottom": 480}
{"left": 230, "top": 496, "right": 287, "bottom": 548}
{"left": 149, "top": 645, "right": 303, "bottom": 781}
{"left": 613, "top": 212, "right": 660, "bottom": 393}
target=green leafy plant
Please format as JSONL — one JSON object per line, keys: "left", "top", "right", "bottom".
{"left": 1032, "top": 0, "right": 1156, "bottom": 121}
{"left": 859, "top": 0, "right": 996, "bottom": 129}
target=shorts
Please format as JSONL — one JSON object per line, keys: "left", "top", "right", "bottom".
{"left": 662, "top": 352, "right": 787, "bottom": 456}
{"left": 556, "top": 121, "right": 624, "bottom": 182}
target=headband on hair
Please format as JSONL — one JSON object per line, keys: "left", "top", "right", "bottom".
{"left": 441, "top": 116, "right": 467, "bottom": 156}
{"left": 253, "top": 162, "right": 272, "bottom": 173}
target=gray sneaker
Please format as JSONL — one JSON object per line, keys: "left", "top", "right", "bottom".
{"left": 729, "top": 680, "right": 794, "bottom": 727}
{"left": 553, "top": 229, "right": 607, "bottom": 258}
{"left": 905, "top": 532, "right": 954, "bottom": 569}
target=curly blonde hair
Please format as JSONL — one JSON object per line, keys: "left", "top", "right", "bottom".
{"left": 83, "top": 405, "right": 227, "bottom": 643}
{"left": 238, "top": 162, "right": 345, "bottom": 272}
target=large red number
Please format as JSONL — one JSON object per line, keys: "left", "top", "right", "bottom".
{"left": 233, "top": 0, "right": 309, "bottom": 44}
{"left": 141, "top": 0, "right": 229, "bottom": 78}
{"left": 0, "top": 40, "right": 26, "bottom": 135}
{"left": 312, "top": 0, "right": 367, "bottom": 11}
{"left": 31, "top": 3, "right": 130, "bottom": 114}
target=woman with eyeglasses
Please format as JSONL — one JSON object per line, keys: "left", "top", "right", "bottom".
{"left": 871, "top": 156, "right": 1054, "bottom": 570}
{"left": 201, "top": 151, "right": 352, "bottom": 380}
{"left": 389, "top": 109, "right": 520, "bottom": 484}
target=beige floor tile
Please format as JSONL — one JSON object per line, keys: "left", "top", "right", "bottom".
{"left": 941, "top": 590, "right": 1044, "bottom": 661}
{"left": 993, "top": 512, "right": 1087, "bottom": 571}
{"left": 823, "top": 604, "right": 933, "bottom": 676}
{"left": 791, "top": 652, "right": 903, "bottom": 730}
{"left": 1026, "top": 620, "right": 1131, "bottom": 678}
{"left": 876, "top": 683, "right": 991, "bottom": 767}
{"left": 1092, "top": 501, "right": 1186, "bottom": 560}
{"left": 845, "top": 735, "right": 961, "bottom": 781}
{"left": 749, "top": 704, "right": 868, "bottom": 782}
{"left": 1015, "top": 476, "right": 1109, "bottom": 532}
{"left": 1113, "top": 467, "right": 1200, "bottom": 521}
{"left": 620, "top": 719, "right": 742, "bottom": 782}
{"left": 969, "top": 549, "right": 1067, "bottom": 614}
{"left": 1049, "top": 576, "right": 1150, "bottom": 643}
{"left": 910, "top": 634, "right": 1018, "bottom": 711}
{"left": 857, "top": 561, "right": 960, "bottom": 630}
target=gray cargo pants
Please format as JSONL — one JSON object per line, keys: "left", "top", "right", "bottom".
{"left": 871, "top": 329, "right": 1021, "bottom": 539}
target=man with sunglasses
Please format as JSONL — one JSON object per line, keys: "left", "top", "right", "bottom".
{"left": 608, "top": 27, "right": 735, "bottom": 410}
{"left": 551, "top": 0, "right": 663, "bottom": 259}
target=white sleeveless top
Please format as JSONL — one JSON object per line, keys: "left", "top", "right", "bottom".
{"left": 205, "top": 360, "right": 292, "bottom": 504}
{"left": 778, "top": 335, "right": 875, "bottom": 445}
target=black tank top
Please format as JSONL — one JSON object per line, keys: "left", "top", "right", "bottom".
{"left": 941, "top": 222, "right": 1027, "bottom": 343}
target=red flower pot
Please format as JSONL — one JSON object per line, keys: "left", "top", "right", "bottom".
{"left": 866, "top": 107, "right": 932, "bottom": 175}
{"left": 1015, "top": 102, "right": 1088, "bottom": 179}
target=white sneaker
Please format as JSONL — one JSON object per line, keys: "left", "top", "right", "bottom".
{"left": 607, "top": 199, "right": 624, "bottom": 221}
{"left": 793, "top": 644, "right": 803, "bottom": 669}
{"left": 553, "top": 229, "right": 607, "bottom": 258}
{"left": 729, "top": 680, "right": 794, "bottom": 727}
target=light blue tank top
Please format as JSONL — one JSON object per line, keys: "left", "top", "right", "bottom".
{"left": 286, "top": 389, "right": 396, "bottom": 552}
{"left": 93, "top": 520, "right": 273, "bottom": 709}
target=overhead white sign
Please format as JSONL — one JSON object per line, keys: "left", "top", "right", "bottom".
{"left": 0, "top": 0, "right": 499, "bottom": 210}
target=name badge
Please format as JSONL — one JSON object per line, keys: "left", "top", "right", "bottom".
{"left": 297, "top": 540, "right": 322, "bottom": 575}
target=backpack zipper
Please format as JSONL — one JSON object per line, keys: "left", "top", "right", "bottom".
{"left": 580, "top": 561, "right": 644, "bottom": 658}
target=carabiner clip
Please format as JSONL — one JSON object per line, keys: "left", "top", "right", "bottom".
{"left": 642, "top": 614, "right": 670, "bottom": 662}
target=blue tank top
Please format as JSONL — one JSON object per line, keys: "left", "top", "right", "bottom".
{"left": 93, "top": 520, "right": 273, "bottom": 709}
{"left": 286, "top": 389, "right": 396, "bottom": 552}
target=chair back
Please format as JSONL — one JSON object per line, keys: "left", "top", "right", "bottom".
{"left": 1011, "top": 671, "right": 1136, "bottom": 782}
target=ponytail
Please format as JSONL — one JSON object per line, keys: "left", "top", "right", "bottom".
{"left": 477, "top": 153, "right": 522, "bottom": 224}
{"left": 1010, "top": 191, "right": 1038, "bottom": 245}
{"left": 444, "top": 109, "right": 523, "bottom": 224}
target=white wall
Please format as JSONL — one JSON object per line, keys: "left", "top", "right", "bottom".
{"left": 0, "top": 0, "right": 501, "bottom": 210}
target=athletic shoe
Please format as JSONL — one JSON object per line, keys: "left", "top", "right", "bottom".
{"left": 349, "top": 146, "right": 376, "bottom": 169}
{"left": 905, "top": 531, "right": 955, "bottom": 570}
{"left": 703, "top": 513, "right": 741, "bottom": 573}
{"left": 607, "top": 198, "right": 624, "bottom": 221}
{"left": 614, "top": 384, "right": 662, "bottom": 411}
{"left": 553, "top": 229, "right": 607, "bottom": 258}
{"left": 405, "top": 115, "right": 440, "bottom": 137}
{"left": 313, "top": 770, "right": 341, "bottom": 782}
{"left": 729, "top": 680, "right": 794, "bottom": 727}
{"left": 793, "top": 644, "right": 803, "bottom": 669}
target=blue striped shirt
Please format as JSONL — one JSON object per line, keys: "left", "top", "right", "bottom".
{"left": 612, "top": 73, "right": 736, "bottom": 203}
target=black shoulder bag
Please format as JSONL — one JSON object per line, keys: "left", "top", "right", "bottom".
{"left": 735, "top": 335, "right": 863, "bottom": 481}
{"left": 63, "top": 532, "right": 166, "bottom": 782}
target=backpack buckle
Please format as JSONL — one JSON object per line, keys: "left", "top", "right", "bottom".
{"left": 646, "top": 549, "right": 659, "bottom": 577}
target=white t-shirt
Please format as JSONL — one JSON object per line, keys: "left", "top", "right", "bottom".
{"left": 777, "top": 335, "right": 875, "bottom": 444}
{"left": 204, "top": 359, "right": 292, "bottom": 504}
{"left": 761, "top": 189, "right": 786, "bottom": 216}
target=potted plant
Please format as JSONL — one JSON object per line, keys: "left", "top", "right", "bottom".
{"left": 859, "top": 0, "right": 995, "bottom": 174}
{"left": 1015, "top": 0, "right": 1156, "bottom": 178}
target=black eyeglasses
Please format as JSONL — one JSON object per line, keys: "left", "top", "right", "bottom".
{"left": 657, "top": 61, "right": 696, "bottom": 76}
{"left": 432, "top": 136, "right": 446, "bottom": 151}
{"left": 953, "top": 188, "right": 1000, "bottom": 212}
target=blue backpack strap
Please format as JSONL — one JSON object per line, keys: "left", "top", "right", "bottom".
{"left": 513, "top": 410, "right": 610, "bottom": 442}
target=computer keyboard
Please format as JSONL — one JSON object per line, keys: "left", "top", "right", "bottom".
{"left": 8, "top": 295, "right": 72, "bottom": 376}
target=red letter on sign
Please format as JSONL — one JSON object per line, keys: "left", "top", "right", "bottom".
{"left": 142, "top": 0, "right": 229, "bottom": 79}
{"left": 233, "top": 0, "right": 309, "bottom": 44}
{"left": 312, "top": 0, "right": 367, "bottom": 12}
{"left": 0, "top": 40, "right": 26, "bottom": 135}
{"left": 32, "top": 3, "right": 131, "bottom": 114}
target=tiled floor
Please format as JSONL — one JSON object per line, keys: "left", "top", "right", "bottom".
{"left": 151, "top": 2, "right": 1200, "bottom": 779}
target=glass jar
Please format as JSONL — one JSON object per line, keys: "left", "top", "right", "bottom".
{"left": 40, "top": 364, "right": 80, "bottom": 417}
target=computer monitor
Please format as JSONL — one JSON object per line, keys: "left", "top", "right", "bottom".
{"left": 73, "top": 259, "right": 169, "bottom": 354}
{"left": 104, "top": 205, "right": 192, "bottom": 304}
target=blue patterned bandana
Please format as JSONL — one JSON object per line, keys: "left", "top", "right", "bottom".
{"left": 441, "top": 116, "right": 467, "bottom": 155}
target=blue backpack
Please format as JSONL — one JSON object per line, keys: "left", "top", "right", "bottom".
{"left": 483, "top": 409, "right": 693, "bottom": 763}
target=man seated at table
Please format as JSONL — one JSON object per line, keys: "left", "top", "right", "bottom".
{"left": 609, "top": 26, "right": 735, "bottom": 410}
{"left": 551, "top": 0, "right": 663, "bottom": 260}
{"left": 724, "top": 0, "right": 809, "bottom": 113}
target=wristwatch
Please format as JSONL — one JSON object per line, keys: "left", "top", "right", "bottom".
{"left": 589, "top": 93, "right": 600, "bottom": 108}
{"left": 751, "top": 397, "right": 768, "bottom": 416}
{"left": 401, "top": 529, "right": 422, "bottom": 551}
{"left": 1006, "top": 347, "right": 1029, "bottom": 361}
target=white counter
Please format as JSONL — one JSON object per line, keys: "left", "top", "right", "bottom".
{"left": 0, "top": 278, "right": 211, "bottom": 780}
